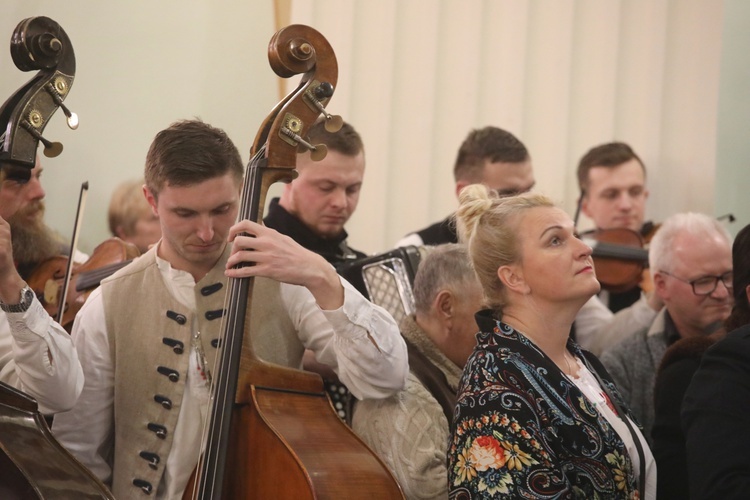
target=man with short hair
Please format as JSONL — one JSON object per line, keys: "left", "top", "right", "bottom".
{"left": 577, "top": 141, "right": 654, "bottom": 313}
{"left": 263, "top": 119, "right": 367, "bottom": 268}
{"left": 397, "top": 126, "right": 535, "bottom": 247}
{"left": 52, "top": 119, "right": 408, "bottom": 498}
{"left": 600, "top": 212, "right": 733, "bottom": 443}
{"left": 0, "top": 157, "right": 84, "bottom": 414}
{"left": 577, "top": 141, "right": 650, "bottom": 235}
{"left": 352, "top": 243, "right": 482, "bottom": 499}
{"left": 262, "top": 119, "right": 370, "bottom": 421}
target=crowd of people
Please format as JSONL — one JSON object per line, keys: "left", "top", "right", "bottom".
{"left": 1, "top": 114, "right": 745, "bottom": 499}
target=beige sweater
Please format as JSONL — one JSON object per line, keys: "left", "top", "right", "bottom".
{"left": 352, "top": 316, "right": 462, "bottom": 500}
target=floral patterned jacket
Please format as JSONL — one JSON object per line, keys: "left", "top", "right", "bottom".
{"left": 448, "top": 310, "right": 641, "bottom": 499}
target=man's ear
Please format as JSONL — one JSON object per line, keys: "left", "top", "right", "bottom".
{"left": 745, "top": 284, "right": 750, "bottom": 305}
{"left": 652, "top": 272, "right": 669, "bottom": 300}
{"left": 278, "top": 180, "right": 295, "bottom": 206}
{"left": 143, "top": 185, "right": 158, "bottom": 216}
{"left": 455, "top": 181, "right": 469, "bottom": 199}
{"left": 435, "top": 289, "right": 454, "bottom": 319}
{"left": 580, "top": 194, "right": 591, "bottom": 219}
{"left": 498, "top": 264, "right": 528, "bottom": 294}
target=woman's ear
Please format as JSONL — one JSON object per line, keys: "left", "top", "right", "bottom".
{"left": 497, "top": 264, "right": 529, "bottom": 295}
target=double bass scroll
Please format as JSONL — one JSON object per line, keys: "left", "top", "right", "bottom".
{"left": 0, "top": 16, "right": 112, "bottom": 499}
{"left": 0, "top": 16, "right": 78, "bottom": 181}
{"left": 189, "top": 24, "right": 404, "bottom": 499}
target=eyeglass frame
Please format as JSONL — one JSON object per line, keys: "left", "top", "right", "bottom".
{"left": 659, "top": 270, "right": 733, "bottom": 296}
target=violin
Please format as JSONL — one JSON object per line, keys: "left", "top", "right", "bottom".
{"left": 581, "top": 227, "right": 651, "bottom": 293}
{"left": 185, "top": 24, "right": 404, "bottom": 499}
{"left": 26, "top": 237, "right": 139, "bottom": 331}
{"left": 0, "top": 16, "right": 113, "bottom": 499}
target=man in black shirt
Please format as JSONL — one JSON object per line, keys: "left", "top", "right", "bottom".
{"left": 264, "top": 119, "right": 366, "bottom": 268}
{"left": 263, "top": 119, "right": 368, "bottom": 422}
{"left": 396, "top": 126, "right": 535, "bottom": 247}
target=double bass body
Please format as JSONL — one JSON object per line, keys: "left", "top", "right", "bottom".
{"left": 187, "top": 25, "right": 405, "bottom": 499}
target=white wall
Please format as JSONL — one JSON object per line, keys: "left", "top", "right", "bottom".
{"left": 716, "top": 0, "right": 750, "bottom": 237}
{"left": 1, "top": 1, "right": 277, "bottom": 252}
{"left": 2, "top": 1, "right": 746, "bottom": 256}
{"left": 287, "top": 0, "right": 735, "bottom": 253}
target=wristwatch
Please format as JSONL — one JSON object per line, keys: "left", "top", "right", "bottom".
{"left": 0, "top": 285, "right": 35, "bottom": 313}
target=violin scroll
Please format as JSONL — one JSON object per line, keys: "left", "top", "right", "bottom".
{"left": 0, "top": 16, "right": 77, "bottom": 181}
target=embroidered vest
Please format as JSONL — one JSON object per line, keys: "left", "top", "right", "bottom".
{"left": 102, "top": 246, "right": 301, "bottom": 497}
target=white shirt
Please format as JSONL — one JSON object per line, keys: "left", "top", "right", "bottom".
{"left": 575, "top": 294, "right": 659, "bottom": 356}
{"left": 570, "top": 358, "right": 657, "bottom": 499}
{"left": 0, "top": 297, "right": 84, "bottom": 414}
{"left": 52, "top": 253, "right": 408, "bottom": 499}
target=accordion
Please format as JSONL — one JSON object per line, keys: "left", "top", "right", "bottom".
{"left": 337, "top": 245, "right": 424, "bottom": 323}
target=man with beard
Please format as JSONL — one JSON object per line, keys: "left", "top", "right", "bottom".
{"left": 0, "top": 158, "right": 84, "bottom": 414}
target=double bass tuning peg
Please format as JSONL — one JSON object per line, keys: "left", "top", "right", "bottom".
{"left": 45, "top": 81, "right": 79, "bottom": 130}
{"left": 306, "top": 82, "right": 343, "bottom": 133}
{"left": 20, "top": 118, "right": 63, "bottom": 158}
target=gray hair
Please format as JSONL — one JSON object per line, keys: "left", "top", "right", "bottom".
{"left": 649, "top": 212, "right": 732, "bottom": 272}
{"left": 413, "top": 243, "right": 479, "bottom": 315}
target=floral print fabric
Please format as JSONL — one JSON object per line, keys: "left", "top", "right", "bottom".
{"left": 448, "top": 311, "right": 640, "bottom": 499}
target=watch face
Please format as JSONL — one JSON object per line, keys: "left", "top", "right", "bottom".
{"left": 22, "top": 286, "right": 34, "bottom": 306}
{"left": 1, "top": 286, "right": 34, "bottom": 313}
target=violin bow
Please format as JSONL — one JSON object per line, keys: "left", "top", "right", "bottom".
{"left": 56, "top": 181, "right": 88, "bottom": 324}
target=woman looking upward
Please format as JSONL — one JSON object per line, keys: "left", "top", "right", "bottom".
{"left": 447, "top": 186, "right": 656, "bottom": 499}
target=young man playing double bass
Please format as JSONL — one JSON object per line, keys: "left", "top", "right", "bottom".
{"left": 0, "top": 158, "right": 84, "bottom": 414}
{"left": 52, "top": 119, "right": 408, "bottom": 499}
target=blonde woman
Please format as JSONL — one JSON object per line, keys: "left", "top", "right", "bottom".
{"left": 447, "top": 186, "right": 655, "bottom": 499}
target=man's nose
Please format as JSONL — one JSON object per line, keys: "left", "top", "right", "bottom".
{"left": 195, "top": 217, "right": 215, "bottom": 241}
{"left": 616, "top": 192, "right": 633, "bottom": 210}
{"left": 710, "top": 278, "right": 732, "bottom": 299}
{"left": 329, "top": 188, "right": 347, "bottom": 208}
{"left": 26, "top": 177, "right": 45, "bottom": 201}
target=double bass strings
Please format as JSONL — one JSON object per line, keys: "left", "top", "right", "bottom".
{"left": 190, "top": 147, "right": 265, "bottom": 499}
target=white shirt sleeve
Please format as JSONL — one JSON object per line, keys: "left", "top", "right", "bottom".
{"left": 575, "top": 294, "right": 659, "bottom": 356}
{"left": 280, "top": 276, "right": 409, "bottom": 400}
{"left": 0, "top": 297, "right": 84, "bottom": 414}
{"left": 51, "top": 287, "right": 115, "bottom": 484}
{"left": 394, "top": 233, "right": 424, "bottom": 248}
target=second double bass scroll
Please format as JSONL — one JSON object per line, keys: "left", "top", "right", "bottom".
{"left": 188, "top": 25, "right": 405, "bottom": 499}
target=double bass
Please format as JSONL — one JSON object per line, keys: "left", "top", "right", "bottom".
{"left": 186, "top": 25, "right": 404, "bottom": 499}
{"left": 0, "top": 16, "right": 114, "bottom": 499}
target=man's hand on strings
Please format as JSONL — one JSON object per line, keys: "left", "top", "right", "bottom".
{"left": 226, "top": 219, "right": 344, "bottom": 310}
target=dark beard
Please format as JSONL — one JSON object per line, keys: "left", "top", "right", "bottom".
{"left": 8, "top": 201, "right": 66, "bottom": 278}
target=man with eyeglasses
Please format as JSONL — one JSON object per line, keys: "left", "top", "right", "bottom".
{"left": 600, "top": 211, "right": 733, "bottom": 444}
{"left": 396, "top": 126, "right": 535, "bottom": 247}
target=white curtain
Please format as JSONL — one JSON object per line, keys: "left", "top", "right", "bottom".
{"left": 284, "top": 0, "right": 724, "bottom": 254}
